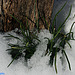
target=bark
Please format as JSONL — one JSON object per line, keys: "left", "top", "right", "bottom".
{"left": 0, "top": 0, "right": 54, "bottom": 32}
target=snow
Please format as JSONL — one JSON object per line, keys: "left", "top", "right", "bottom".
{"left": 0, "top": 28, "right": 75, "bottom": 75}
{"left": 0, "top": 0, "right": 75, "bottom": 75}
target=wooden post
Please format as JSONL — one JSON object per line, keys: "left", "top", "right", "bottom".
{"left": 0, "top": 0, "right": 54, "bottom": 32}
{"left": 0, "top": 0, "right": 4, "bottom": 31}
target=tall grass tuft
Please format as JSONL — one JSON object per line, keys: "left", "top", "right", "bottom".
{"left": 5, "top": 15, "right": 40, "bottom": 67}
{"left": 44, "top": 2, "right": 74, "bottom": 73}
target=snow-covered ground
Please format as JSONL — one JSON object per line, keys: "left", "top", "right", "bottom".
{"left": 0, "top": 29, "right": 75, "bottom": 75}
{"left": 0, "top": 0, "right": 75, "bottom": 75}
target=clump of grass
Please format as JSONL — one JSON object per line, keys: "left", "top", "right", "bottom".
{"left": 5, "top": 15, "right": 40, "bottom": 67}
{"left": 5, "top": 0, "right": 41, "bottom": 67}
{"left": 44, "top": 2, "right": 75, "bottom": 73}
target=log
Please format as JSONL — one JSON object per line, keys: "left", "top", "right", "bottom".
{"left": 0, "top": 0, "right": 54, "bottom": 32}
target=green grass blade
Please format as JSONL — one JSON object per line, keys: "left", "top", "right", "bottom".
{"left": 11, "top": 46, "right": 24, "bottom": 50}
{"left": 20, "top": 24, "right": 26, "bottom": 38}
{"left": 70, "top": 22, "right": 75, "bottom": 33}
{"left": 42, "top": 16, "right": 49, "bottom": 29}
{"left": 52, "top": 2, "right": 67, "bottom": 30}
{"left": 24, "top": 15, "right": 35, "bottom": 24}
{"left": 10, "top": 14, "right": 22, "bottom": 24}
{"left": 44, "top": 37, "right": 50, "bottom": 41}
{"left": 51, "top": 5, "right": 72, "bottom": 41}
{"left": 4, "top": 34, "right": 22, "bottom": 42}
{"left": 62, "top": 50, "right": 71, "bottom": 70}
{"left": 34, "top": 0, "right": 40, "bottom": 31}
{"left": 71, "top": 32, "right": 75, "bottom": 40}
{"left": 66, "top": 32, "right": 75, "bottom": 40}
{"left": 51, "top": 26, "right": 62, "bottom": 41}
{"left": 10, "top": 14, "right": 26, "bottom": 31}
{"left": 55, "top": 47, "right": 58, "bottom": 73}
{"left": 34, "top": 0, "right": 36, "bottom": 23}
{"left": 26, "top": 17, "right": 29, "bottom": 30}
{"left": 65, "top": 40, "right": 72, "bottom": 48}
{"left": 8, "top": 43, "right": 19, "bottom": 47}
{"left": 49, "top": 40, "right": 53, "bottom": 55}
{"left": 6, "top": 49, "right": 13, "bottom": 51}
{"left": 57, "top": 5, "right": 72, "bottom": 31}
{"left": 26, "top": 42, "right": 29, "bottom": 47}
{"left": 36, "top": 10, "right": 40, "bottom": 30}
{"left": 7, "top": 53, "right": 20, "bottom": 67}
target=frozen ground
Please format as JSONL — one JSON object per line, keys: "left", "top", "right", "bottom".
{"left": 0, "top": 0, "right": 75, "bottom": 75}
